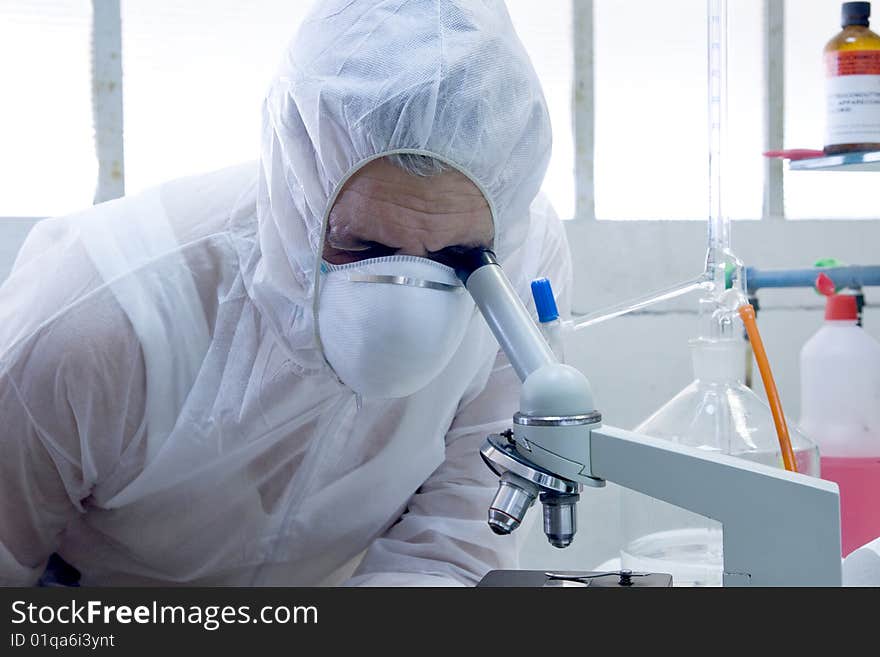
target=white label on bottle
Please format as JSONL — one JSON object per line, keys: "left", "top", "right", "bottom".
{"left": 825, "top": 74, "right": 880, "bottom": 146}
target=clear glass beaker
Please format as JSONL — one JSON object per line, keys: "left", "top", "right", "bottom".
{"left": 619, "top": 337, "right": 819, "bottom": 586}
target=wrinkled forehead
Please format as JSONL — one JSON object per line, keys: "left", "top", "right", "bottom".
{"left": 324, "top": 150, "right": 498, "bottom": 230}
{"left": 323, "top": 153, "right": 496, "bottom": 263}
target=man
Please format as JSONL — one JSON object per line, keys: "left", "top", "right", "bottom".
{"left": 0, "top": 0, "right": 571, "bottom": 586}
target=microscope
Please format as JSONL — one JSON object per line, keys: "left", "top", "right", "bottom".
{"left": 455, "top": 249, "right": 842, "bottom": 587}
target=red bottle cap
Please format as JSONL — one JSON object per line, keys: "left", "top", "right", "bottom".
{"left": 825, "top": 294, "right": 858, "bottom": 320}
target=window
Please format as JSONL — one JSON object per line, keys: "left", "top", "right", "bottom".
{"left": 594, "top": 0, "right": 762, "bottom": 220}
{"left": 591, "top": 0, "right": 879, "bottom": 221}
{"left": 1, "top": 1, "right": 877, "bottom": 222}
{"left": 0, "top": 1, "right": 95, "bottom": 216}
{"left": 121, "top": 0, "right": 313, "bottom": 195}
{"left": 507, "top": 1, "right": 575, "bottom": 220}
{"left": 0, "top": 1, "right": 575, "bottom": 220}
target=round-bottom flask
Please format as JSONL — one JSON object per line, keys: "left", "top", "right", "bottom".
{"left": 619, "top": 337, "right": 819, "bottom": 586}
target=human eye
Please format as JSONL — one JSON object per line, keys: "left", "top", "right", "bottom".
{"left": 346, "top": 242, "right": 397, "bottom": 259}
{"left": 427, "top": 245, "right": 474, "bottom": 269}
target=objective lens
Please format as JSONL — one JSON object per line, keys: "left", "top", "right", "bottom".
{"left": 541, "top": 492, "right": 580, "bottom": 548}
{"left": 487, "top": 472, "right": 539, "bottom": 535}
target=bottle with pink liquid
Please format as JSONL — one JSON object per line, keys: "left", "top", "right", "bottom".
{"left": 799, "top": 289, "right": 880, "bottom": 557}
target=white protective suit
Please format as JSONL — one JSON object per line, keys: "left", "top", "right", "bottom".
{"left": 0, "top": 0, "right": 572, "bottom": 586}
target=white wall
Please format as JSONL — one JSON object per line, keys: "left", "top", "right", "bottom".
{"left": 0, "top": 218, "right": 37, "bottom": 281}
{"left": 518, "top": 219, "right": 880, "bottom": 572}
{"left": 2, "top": 216, "right": 879, "bottom": 574}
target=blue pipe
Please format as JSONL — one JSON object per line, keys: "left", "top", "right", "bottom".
{"left": 745, "top": 265, "right": 880, "bottom": 295}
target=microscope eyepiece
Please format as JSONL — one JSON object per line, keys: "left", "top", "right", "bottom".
{"left": 453, "top": 247, "right": 498, "bottom": 285}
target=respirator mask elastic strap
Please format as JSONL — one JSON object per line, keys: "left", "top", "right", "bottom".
{"left": 347, "top": 273, "right": 463, "bottom": 292}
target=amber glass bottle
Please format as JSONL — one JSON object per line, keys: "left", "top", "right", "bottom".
{"left": 824, "top": 2, "right": 880, "bottom": 154}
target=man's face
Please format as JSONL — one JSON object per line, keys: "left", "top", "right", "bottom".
{"left": 323, "top": 158, "right": 494, "bottom": 267}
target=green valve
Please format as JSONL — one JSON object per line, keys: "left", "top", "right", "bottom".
{"left": 814, "top": 257, "right": 843, "bottom": 268}
{"left": 724, "top": 262, "right": 736, "bottom": 290}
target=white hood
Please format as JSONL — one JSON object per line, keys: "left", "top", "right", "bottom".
{"left": 232, "top": 0, "right": 553, "bottom": 370}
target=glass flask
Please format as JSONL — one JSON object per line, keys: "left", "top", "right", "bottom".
{"left": 619, "top": 336, "right": 820, "bottom": 587}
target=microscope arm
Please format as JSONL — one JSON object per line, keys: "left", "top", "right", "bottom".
{"left": 590, "top": 425, "right": 842, "bottom": 586}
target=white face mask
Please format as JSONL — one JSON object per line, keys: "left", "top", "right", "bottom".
{"left": 317, "top": 255, "right": 475, "bottom": 399}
